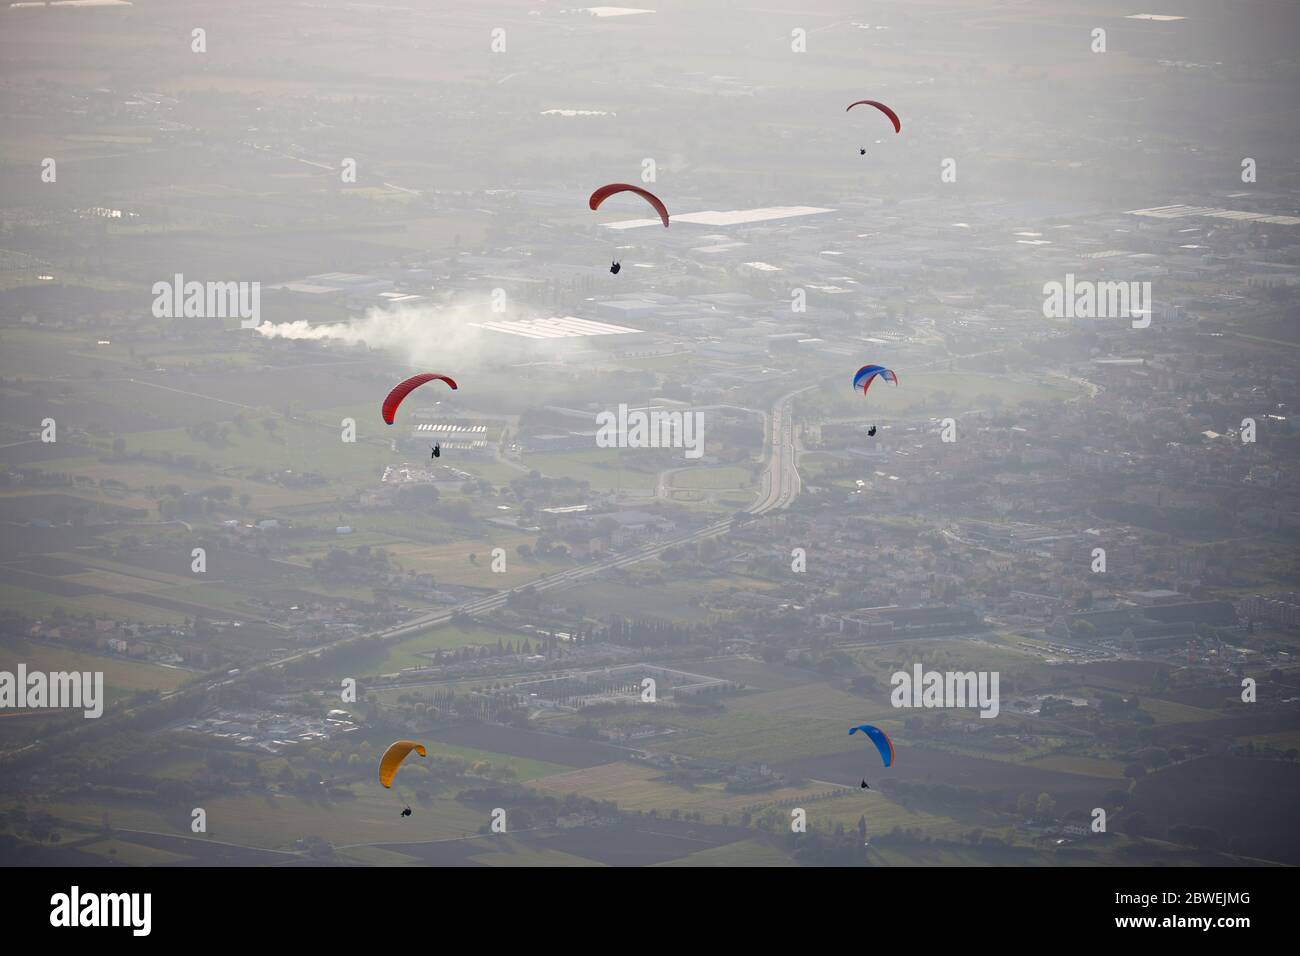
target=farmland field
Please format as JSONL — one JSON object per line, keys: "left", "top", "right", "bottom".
{"left": 0, "top": 639, "right": 192, "bottom": 701}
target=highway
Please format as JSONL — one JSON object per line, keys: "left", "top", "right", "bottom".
{"left": 757, "top": 384, "right": 817, "bottom": 513}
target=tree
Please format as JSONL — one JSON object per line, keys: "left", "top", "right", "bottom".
{"left": 1034, "top": 792, "right": 1056, "bottom": 823}
{"left": 1142, "top": 747, "right": 1170, "bottom": 769}
{"left": 1069, "top": 619, "right": 1096, "bottom": 638}
{"left": 1016, "top": 793, "right": 1034, "bottom": 819}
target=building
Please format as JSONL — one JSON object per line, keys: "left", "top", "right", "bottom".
{"left": 584, "top": 510, "right": 678, "bottom": 547}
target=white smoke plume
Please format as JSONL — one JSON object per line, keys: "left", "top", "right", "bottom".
{"left": 254, "top": 295, "right": 519, "bottom": 368}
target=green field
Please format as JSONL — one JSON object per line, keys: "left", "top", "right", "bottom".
{"left": 669, "top": 466, "right": 753, "bottom": 491}
{"left": 49, "top": 787, "right": 487, "bottom": 851}
{"left": 0, "top": 639, "right": 192, "bottom": 701}
{"left": 519, "top": 451, "right": 658, "bottom": 492}
{"left": 804, "top": 791, "right": 971, "bottom": 840}
{"left": 642, "top": 684, "right": 899, "bottom": 764}
{"left": 301, "top": 621, "right": 524, "bottom": 678}
{"left": 1139, "top": 697, "right": 1224, "bottom": 725}
{"left": 465, "top": 838, "right": 603, "bottom": 867}
{"left": 528, "top": 761, "right": 851, "bottom": 823}
{"left": 374, "top": 535, "right": 570, "bottom": 588}
{"left": 411, "top": 740, "right": 570, "bottom": 782}
{"left": 655, "top": 838, "right": 796, "bottom": 867}
{"left": 104, "top": 420, "right": 391, "bottom": 489}
{"left": 77, "top": 837, "right": 193, "bottom": 866}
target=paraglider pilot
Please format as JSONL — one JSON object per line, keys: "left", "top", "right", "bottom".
{"left": 867, "top": 426, "right": 877, "bottom": 437}
{"left": 401, "top": 806, "right": 412, "bottom": 818}
{"left": 860, "top": 147, "right": 866, "bottom": 155}
{"left": 431, "top": 442, "right": 440, "bottom": 459}
{"left": 610, "top": 260, "right": 621, "bottom": 275}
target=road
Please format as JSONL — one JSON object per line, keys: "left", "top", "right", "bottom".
{"left": 756, "top": 385, "right": 816, "bottom": 512}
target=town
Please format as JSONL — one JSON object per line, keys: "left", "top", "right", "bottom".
{"left": 1, "top": 0, "right": 1297, "bottom": 871}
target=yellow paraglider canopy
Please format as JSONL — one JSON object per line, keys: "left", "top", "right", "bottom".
{"left": 379, "top": 740, "right": 427, "bottom": 788}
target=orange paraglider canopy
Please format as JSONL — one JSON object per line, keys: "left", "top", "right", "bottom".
{"left": 379, "top": 740, "right": 427, "bottom": 788}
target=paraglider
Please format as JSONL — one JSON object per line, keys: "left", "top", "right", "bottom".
{"left": 381, "top": 373, "right": 457, "bottom": 425}
{"left": 854, "top": 366, "right": 896, "bottom": 439}
{"left": 589, "top": 183, "right": 670, "bottom": 228}
{"left": 849, "top": 724, "right": 894, "bottom": 790}
{"left": 380, "top": 740, "right": 426, "bottom": 817}
{"left": 846, "top": 99, "right": 901, "bottom": 134}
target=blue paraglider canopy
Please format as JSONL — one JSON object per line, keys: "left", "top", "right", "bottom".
{"left": 849, "top": 724, "right": 894, "bottom": 767}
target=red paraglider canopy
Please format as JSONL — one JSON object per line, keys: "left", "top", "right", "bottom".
{"left": 846, "top": 100, "right": 901, "bottom": 134}
{"left": 588, "top": 183, "right": 670, "bottom": 228}
{"left": 381, "top": 373, "right": 457, "bottom": 424}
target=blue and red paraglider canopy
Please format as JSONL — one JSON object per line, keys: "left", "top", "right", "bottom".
{"left": 849, "top": 724, "right": 894, "bottom": 767}
{"left": 853, "top": 365, "right": 899, "bottom": 396}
